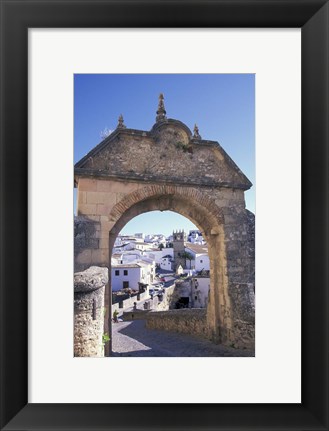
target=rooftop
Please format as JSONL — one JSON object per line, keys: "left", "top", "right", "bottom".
{"left": 185, "top": 243, "right": 208, "bottom": 254}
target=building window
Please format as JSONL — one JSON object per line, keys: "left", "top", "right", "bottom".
{"left": 123, "top": 281, "right": 129, "bottom": 289}
{"left": 115, "top": 270, "right": 119, "bottom": 276}
{"left": 200, "top": 260, "right": 203, "bottom": 263}
{"left": 124, "top": 270, "right": 128, "bottom": 276}
{"left": 195, "top": 296, "right": 198, "bottom": 300}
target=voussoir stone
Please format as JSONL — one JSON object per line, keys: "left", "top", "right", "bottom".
{"left": 74, "top": 266, "right": 108, "bottom": 293}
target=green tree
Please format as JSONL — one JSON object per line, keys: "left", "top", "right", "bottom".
{"left": 180, "top": 251, "right": 194, "bottom": 269}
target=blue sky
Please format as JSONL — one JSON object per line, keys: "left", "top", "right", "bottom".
{"left": 74, "top": 74, "right": 255, "bottom": 236}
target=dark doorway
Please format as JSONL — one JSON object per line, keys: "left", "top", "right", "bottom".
{"left": 175, "top": 297, "right": 189, "bottom": 309}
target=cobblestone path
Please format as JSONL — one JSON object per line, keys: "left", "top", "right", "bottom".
{"left": 111, "top": 320, "right": 254, "bottom": 357}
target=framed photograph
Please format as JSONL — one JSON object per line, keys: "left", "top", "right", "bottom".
{"left": 1, "top": 1, "right": 328, "bottom": 430}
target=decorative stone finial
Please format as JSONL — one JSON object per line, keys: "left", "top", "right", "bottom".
{"left": 156, "top": 93, "right": 167, "bottom": 122}
{"left": 193, "top": 124, "right": 201, "bottom": 139}
{"left": 117, "top": 114, "right": 126, "bottom": 129}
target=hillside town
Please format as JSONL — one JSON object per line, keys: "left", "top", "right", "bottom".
{"left": 111, "top": 229, "right": 211, "bottom": 319}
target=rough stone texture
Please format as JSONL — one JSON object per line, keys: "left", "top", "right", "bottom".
{"left": 75, "top": 120, "right": 251, "bottom": 190}
{"left": 74, "top": 266, "right": 108, "bottom": 293}
{"left": 74, "top": 116, "right": 255, "bottom": 352}
{"left": 74, "top": 266, "right": 107, "bottom": 357}
{"left": 155, "top": 285, "right": 175, "bottom": 310}
{"left": 246, "top": 209, "right": 255, "bottom": 284}
{"left": 122, "top": 309, "right": 151, "bottom": 321}
{"left": 74, "top": 217, "right": 101, "bottom": 272}
{"left": 173, "top": 231, "right": 186, "bottom": 270}
{"left": 229, "top": 283, "right": 255, "bottom": 349}
{"left": 145, "top": 309, "right": 208, "bottom": 338}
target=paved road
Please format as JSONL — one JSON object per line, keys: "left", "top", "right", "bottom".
{"left": 111, "top": 319, "right": 254, "bottom": 357}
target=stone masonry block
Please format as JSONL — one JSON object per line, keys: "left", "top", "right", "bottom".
{"left": 76, "top": 249, "right": 92, "bottom": 265}
{"left": 91, "top": 248, "right": 108, "bottom": 265}
{"left": 86, "top": 191, "right": 117, "bottom": 206}
{"left": 78, "top": 191, "right": 87, "bottom": 204}
{"left": 96, "top": 179, "right": 139, "bottom": 194}
{"left": 96, "top": 204, "right": 112, "bottom": 216}
{"left": 115, "top": 192, "right": 126, "bottom": 204}
{"left": 99, "top": 238, "right": 109, "bottom": 249}
{"left": 96, "top": 230, "right": 110, "bottom": 239}
{"left": 78, "top": 204, "right": 97, "bottom": 216}
{"left": 101, "top": 221, "right": 115, "bottom": 233}
{"left": 78, "top": 178, "right": 98, "bottom": 192}
{"left": 85, "top": 215, "right": 101, "bottom": 222}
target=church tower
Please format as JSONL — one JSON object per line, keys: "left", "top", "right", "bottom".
{"left": 173, "top": 230, "right": 186, "bottom": 270}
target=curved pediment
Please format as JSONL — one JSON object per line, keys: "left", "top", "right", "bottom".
{"left": 75, "top": 96, "right": 252, "bottom": 190}
{"left": 151, "top": 119, "right": 192, "bottom": 146}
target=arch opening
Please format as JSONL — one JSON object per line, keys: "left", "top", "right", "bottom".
{"left": 110, "top": 209, "right": 212, "bottom": 355}
{"left": 106, "top": 191, "right": 231, "bottom": 356}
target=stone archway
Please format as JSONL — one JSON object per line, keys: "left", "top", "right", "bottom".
{"left": 107, "top": 184, "right": 228, "bottom": 344}
{"left": 74, "top": 95, "right": 255, "bottom": 356}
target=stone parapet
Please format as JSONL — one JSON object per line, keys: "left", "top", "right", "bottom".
{"left": 145, "top": 309, "right": 208, "bottom": 338}
{"left": 74, "top": 266, "right": 108, "bottom": 357}
{"left": 122, "top": 310, "right": 151, "bottom": 321}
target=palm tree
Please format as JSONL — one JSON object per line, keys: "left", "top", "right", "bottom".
{"left": 180, "top": 251, "right": 194, "bottom": 269}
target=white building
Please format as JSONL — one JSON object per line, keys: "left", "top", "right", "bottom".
{"left": 144, "top": 247, "right": 174, "bottom": 265}
{"left": 160, "top": 255, "right": 173, "bottom": 271}
{"left": 192, "top": 277, "right": 210, "bottom": 308}
{"left": 111, "top": 260, "right": 156, "bottom": 292}
{"left": 134, "top": 241, "right": 153, "bottom": 252}
{"left": 144, "top": 233, "right": 168, "bottom": 246}
{"left": 185, "top": 243, "right": 210, "bottom": 272}
{"left": 121, "top": 251, "right": 142, "bottom": 263}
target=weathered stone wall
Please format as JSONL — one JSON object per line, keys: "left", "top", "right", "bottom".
{"left": 228, "top": 283, "right": 255, "bottom": 349}
{"left": 219, "top": 205, "right": 255, "bottom": 348}
{"left": 145, "top": 309, "right": 208, "bottom": 338}
{"left": 122, "top": 309, "right": 151, "bottom": 321}
{"left": 74, "top": 266, "right": 108, "bottom": 357}
{"left": 74, "top": 179, "right": 255, "bottom": 349}
{"left": 74, "top": 216, "right": 101, "bottom": 272}
{"left": 168, "top": 277, "right": 210, "bottom": 309}
{"left": 246, "top": 209, "right": 255, "bottom": 284}
{"left": 168, "top": 279, "right": 192, "bottom": 308}
{"left": 156, "top": 285, "right": 175, "bottom": 310}
{"left": 75, "top": 121, "right": 251, "bottom": 189}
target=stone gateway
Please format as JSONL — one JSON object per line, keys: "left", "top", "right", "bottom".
{"left": 74, "top": 95, "right": 255, "bottom": 356}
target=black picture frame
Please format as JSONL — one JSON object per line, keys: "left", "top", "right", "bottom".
{"left": 1, "top": 1, "right": 328, "bottom": 430}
